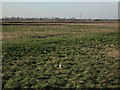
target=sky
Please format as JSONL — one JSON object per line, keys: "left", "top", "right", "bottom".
{"left": 2, "top": 2, "right": 118, "bottom": 19}
{"left": 1, "top": 0, "right": 120, "bottom": 2}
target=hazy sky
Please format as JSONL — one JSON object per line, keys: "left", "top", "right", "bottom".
{"left": 2, "top": 2, "right": 118, "bottom": 19}
{"left": 1, "top": 0, "right": 120, "bottom": 2}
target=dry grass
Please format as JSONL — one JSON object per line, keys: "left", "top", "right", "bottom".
{"left": 69, "top": 23, "right": 118, "bottom": 27}
{"left": 107, "top": 49, "right": 118, "bottom": 58}
{"left": 2, "top": 22, "right": 118, "bottom": 40}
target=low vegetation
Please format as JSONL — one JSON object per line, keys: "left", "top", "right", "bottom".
{"left": 2, "top": 21, "right": 119, "bottom": 88}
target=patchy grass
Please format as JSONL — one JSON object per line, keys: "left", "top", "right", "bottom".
{"left": 2, "top": 22, "right": 119, "bottom": 88}
{"left": 2, "top": 23, "right": 117, "bottom": 40}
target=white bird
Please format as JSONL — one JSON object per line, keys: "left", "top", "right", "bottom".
{"left": 59, "top": 64, "right": 63, "bottom": 69}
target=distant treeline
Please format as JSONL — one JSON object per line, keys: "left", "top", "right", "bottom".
{"left": 1, "top": 16, "right": 118, "bottom": 21}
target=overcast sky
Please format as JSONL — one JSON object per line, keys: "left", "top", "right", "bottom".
{"left": 2, "top": 2, "right": 118, "bottom": 19}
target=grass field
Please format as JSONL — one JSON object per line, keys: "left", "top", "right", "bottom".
{"left": 2, "top": 20, "right": 119, "bottom": 88}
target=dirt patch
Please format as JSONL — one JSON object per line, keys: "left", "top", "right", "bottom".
{"left": 69, "top": 23, "right": 118, "bottom": 28}
{"left": 107, "top": 49, "right": 118, "bottom": 57}
{"left": 0, "top": 33, "right": 17, "bottom": 34}
{"left": 2, "top": 36, "right": 19, "bottom": 40}
{"left": 2, "top": 31, "right": 69, "bottom": 40}
{"left": 37, "top": 25, "right": 68, "bottom": 29}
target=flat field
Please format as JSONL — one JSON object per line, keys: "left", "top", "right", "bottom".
{"left": 2, "top": 20, "right": 119, "bottom": 88}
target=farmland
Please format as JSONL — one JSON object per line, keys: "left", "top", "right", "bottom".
{"left": 2, "top": 20, "right": 119, "bottom": 88}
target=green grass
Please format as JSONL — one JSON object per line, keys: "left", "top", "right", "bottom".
{"left": 2, "top": 24, "right": 119, "bottom": 88}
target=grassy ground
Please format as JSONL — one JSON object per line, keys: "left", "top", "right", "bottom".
{"left": 2, "top": 22, "right": 119, "bottom": 88}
